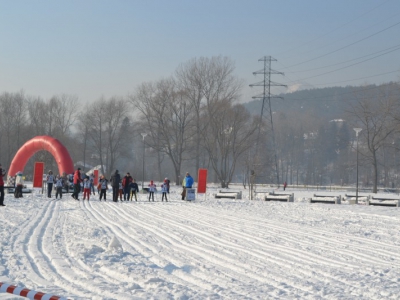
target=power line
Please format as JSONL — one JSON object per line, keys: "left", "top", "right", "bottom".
{"left": 283, "top": 10, "right": 400, "bottom": 62}
{"left": 289, "top": 45, "right": 400, "bottom": 82}
{"left": 280, "top": 20, "right": 400, "bottom": 70}
{"left": 278, "top": 0, "right": 391, "bottom": 56}
{"left": 286, "top": 43, "right": 400, "bottom": 74}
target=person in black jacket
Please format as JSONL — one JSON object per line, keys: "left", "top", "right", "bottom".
{"left": 110, "top": 170, "right": 120, "bottom": 202}
{"left": 129, "top": 178, "right": 139, "bottom": 201}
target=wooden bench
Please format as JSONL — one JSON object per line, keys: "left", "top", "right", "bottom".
{"left": 344, "top": 194, "right": 369, "bottom": 204}
{"left": 265, "top": 191, "right": 294, "bottom": 202}
{"left": 215, "top": 189, "right": 242, "bottom": 200}
{"left": 310, "top": 194, "right": 341, "bottom": 204}
{"left": 367, "top": 196, "right": 400, "bottom": 207}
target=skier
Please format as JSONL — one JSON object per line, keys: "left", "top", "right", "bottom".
{"left": 89, "top": 173, "right": 96, "bottom": 195}
{"left": 47, "top": 170, "right": 54, "bottom": 198}
{"left": 110, "top": 170, "right": 120, "bottom": 202}
{"left": 55, "top": 175, "right": 64, "bottom": 199}
{"left": 148, "top": 180, "right": 156, "bottom": 202}
{"left": 129, "top": 178, "right": 139, "bottom": 201}
{"left": 14, "top": 171, "right": 24, "bottom": 198}
{"left": 83, "top": 176, "right": 91, "bottom": 200}
{"left": 164, "top": 177, "right": 170, "bottom": 193}
{"left": 122, "top": 172, "right": 132, "bottom": 201}
{"left": 161, "top": 179, "right": 168, "bottom": 202}
{"left": 72, "top": 168, "right": 82, "bottom": 200}
{"left": 283, "top": 181, "right": 287, "bottom": 191}
{"left": 98, "top": 175, "right": 108, "bottom": 201}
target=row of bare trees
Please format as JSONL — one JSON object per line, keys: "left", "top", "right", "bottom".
{"left": 274, "top": 82, "right": 400, "bottom": 193}
{"left": 1, "top": 58, "right": 399, "bottom": 190}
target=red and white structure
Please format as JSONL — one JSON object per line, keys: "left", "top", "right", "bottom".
{"left": 0, "top": 282, "right": 68, "bottom": 300}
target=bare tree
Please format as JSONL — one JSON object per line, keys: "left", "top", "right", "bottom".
{"left": 83, "top": 97, "right": 132, "bottom": 177}
{"left": 202, "top": 100, "right": 258, "bottom": 187}
{"left": 347, "top": 86, "right": 400, "bottom": 192}
{"left": 132, "top": 78, "right": 194, "bottom": 184}
{"left": 0, "top": 91, "right": 27, "bottom": 166}
{"left": 50, "top": 94, "right": 79, "bottom": 137}
{"left": 176, "top": 56, "right": 243, "bottom": 179}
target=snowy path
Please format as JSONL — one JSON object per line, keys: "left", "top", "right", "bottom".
{"left": 1, "top": 189, "right": 400, "bottom": 299}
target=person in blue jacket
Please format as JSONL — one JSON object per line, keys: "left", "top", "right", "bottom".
{"left": 185, "top": 172, "right": 194, "bottom": 188}
{"left": 181, "top": 172, "right": 194, "bottom": 200}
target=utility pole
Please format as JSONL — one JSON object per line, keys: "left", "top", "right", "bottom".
{"left": 250, "top": 56, "right": 286, "bottom": 187}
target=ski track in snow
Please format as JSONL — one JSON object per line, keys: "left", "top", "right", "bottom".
{"left": 1, "top": 188, "right": 400, "bottom": 299}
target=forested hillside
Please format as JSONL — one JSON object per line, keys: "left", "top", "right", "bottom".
{"left": 243, "top": 82, "right": 400, "bottom": 192}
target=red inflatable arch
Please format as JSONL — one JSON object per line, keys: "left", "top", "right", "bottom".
{"left": 8, "top": 135, "right": 74, "bottom": 176}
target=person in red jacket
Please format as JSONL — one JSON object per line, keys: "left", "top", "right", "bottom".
{"left": 122, "top": 172, "right": 132, "bottom": 201}
{"left": 0, "top": 163, "right": 5, "bottom": 206}
{"left": 72, "top": 168, "right": 83, "bottom": 200}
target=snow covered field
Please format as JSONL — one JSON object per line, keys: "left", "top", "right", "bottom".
{"left": 1, "top": 185, "right": 400, "bottom": 299}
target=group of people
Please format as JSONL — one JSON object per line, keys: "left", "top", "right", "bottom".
{"left": 71, "top": 168, "right": 172, "bottom": 202}
{"left": 45, "top": 170, "right": 67, "bottom": 199}
{"left": 102, "top": 170, "right": 141, "bottom": 202}
{"left": 147, "top": 178, "right": 170, "bottom": 202}
{"left": 0, "top": 164, "right": 27, "bottom": 205}
{"left": 0, "top": 164, "right": 195, "bottom": 206}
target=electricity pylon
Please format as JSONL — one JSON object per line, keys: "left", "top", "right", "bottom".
{"left": 249, "top": 56, "right": 286, "bottom": 186}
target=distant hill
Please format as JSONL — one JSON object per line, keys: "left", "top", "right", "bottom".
{"left": 243, "top": 82, "right": 400, "bottom": 120}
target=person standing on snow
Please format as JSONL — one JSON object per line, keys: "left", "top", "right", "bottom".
{"left": 164, "top": 177, "right": 170, "bottom": 193}
{"left": 182, "top": 172, "right": 194, "bottom": 201}
{"left": 181, "top": 175, "right": 186, "bottom": 200}
{"left": 185, "top": 172, "right": 194, "bottom": 188}
{"left": 0, "top": 164, "right": 6, "bottom": 206}
{"left": 129, "top": 178, "right": 139, "bottom": 201}
{"left": 148, "top": 180, "right": 156, "bottom": 201}
{"left": 110, "top": 170, "right": 121, "bottom": 202}
{"left": 47, "top": 170, "right": 54, "bottom": 198}
{"left": 161, "top": 179, "right": 168, "bottom": 202}
{"left": 122, "top": 172, "right": 132, "bottom": 201}
{"left": 83, "top": 176, "right": 91, "bottom": 200}
{"left": 14, "top": 171, "right": 24, "bottom": 198}
{"left": 283, "top": 181, "right": 287, "bottom": 191}
{"left": 55, "top": 175, "right": 64, "bottom": 199}
{"left": 89, "top": 173, "right": 96, "bottom": 195}
{"left": 98, "top": 175, "right": 108, "bottom": 201}
{"left": 72, "top": 168, "right": 83, "bottom": 200}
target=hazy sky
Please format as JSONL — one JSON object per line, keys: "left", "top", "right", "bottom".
{"left": 1, "top": 0, "right": 399, "bottom": 103}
